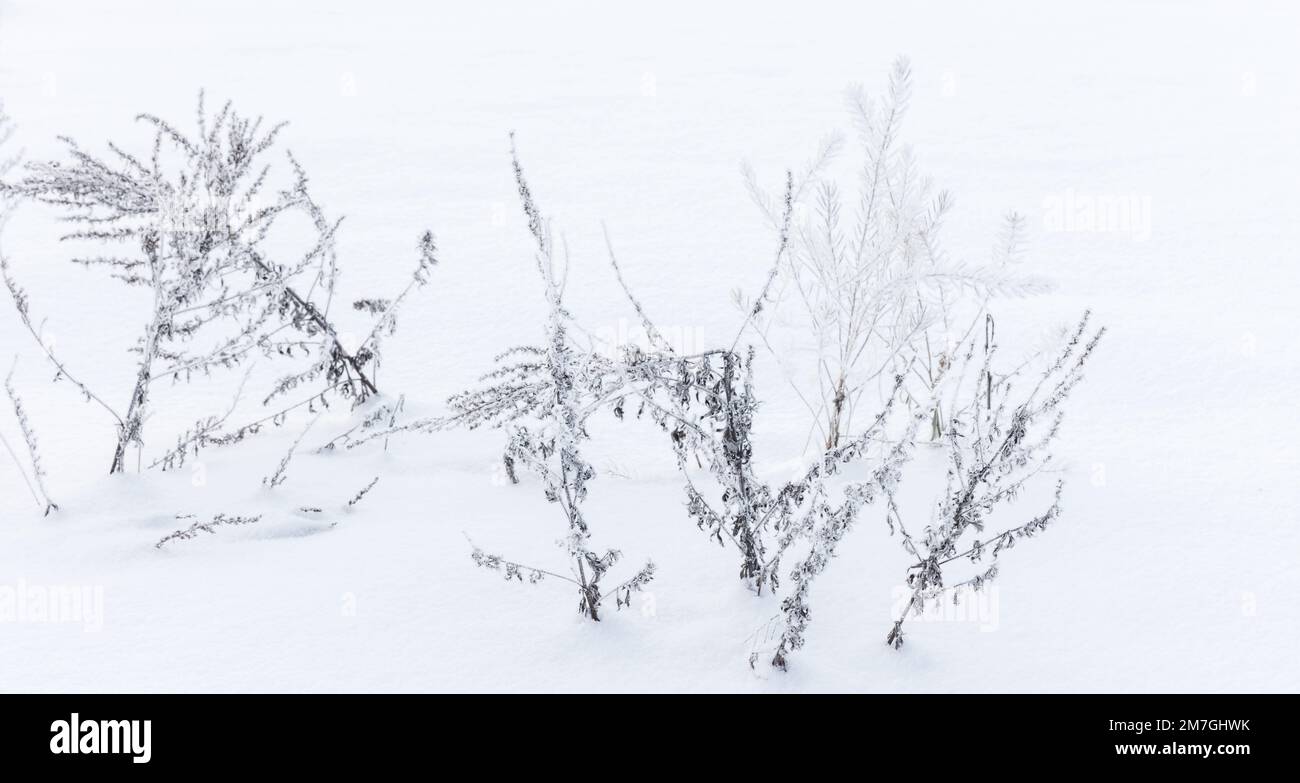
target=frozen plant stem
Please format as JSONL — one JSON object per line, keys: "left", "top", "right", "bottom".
{"left": 463, "top": 135, "right": 654, "bottom": 621}
{"left": 0, "top": 95, "right": 439, "bottom": 474}
{"left": 156, "top": 512, "right": 262, "bottom": 548}
{"left": 110, "top": 259, "right": 167, "bottom": 474}
{"left": 3, "top": 359, "right": 59, "bottom": 515}
{"left": 743, "top": 58, "right": 1045, "bottom": 451}
{"left": 884, "top": 312, "right": 1104, "bottom": 650}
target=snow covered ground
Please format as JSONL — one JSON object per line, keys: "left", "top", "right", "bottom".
{"left": 0, "top": 0, "right": 1297, "bottom": 692}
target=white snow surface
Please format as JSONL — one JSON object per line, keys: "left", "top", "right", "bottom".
{"left": 0, "top": 0, "right": 1297, "bottom": 692}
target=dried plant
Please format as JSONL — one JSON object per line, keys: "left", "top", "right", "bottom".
{"left": 293, "top": 475, "right": 380, "bottom": 528}
{"left": 155, "top": 512, "right": 262, "bottom": 548}
{"left": 0, "top": 93, "right": 435, "bottom": 474}
{"left": 3, "top": 358, "right": 59, "bottom": 515}
{"left": 313, "top": 396, "right": 404, "bottom": 454}
{"left": 0, "top": 102, "right": 16, "bottom": 196}
{"left": 463, "top": 135, "right": 654, "bottom": 621}
{"left": 0, "top": 107, "right": 57, "bottom": 515}
{"left": 744, "top": 58, "right": 1046, "bottom": 452}
{"left": 760, "top": 383, "right": 931, "bottom": 669}
{"left": 345, "top": 476, "right": 379, "bottom": 509}
{"left": 262, "top": 411, "right": 322, "bottom": 488}
{"left": 884, "top": 311, "right": 1104, "bottom": 649}
{"left": 615, "top": 347, "right": 781, "bottom": 591}
{"left": 441, "top": 228, "right": 790, "bottom": 597}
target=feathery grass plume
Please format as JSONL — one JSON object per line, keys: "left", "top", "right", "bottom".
{"left": 0, "top": 93, "right": 435, "bottom": 474}
{"left": 884, "top": 311, "right": 1104, "bottom": 650}
{"left": 743, "top": 57, "right": 1049, "bottom": 452}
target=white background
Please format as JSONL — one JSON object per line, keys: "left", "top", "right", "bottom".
{"left": 0, "top": 0, "right": 1296, "bottom": 691}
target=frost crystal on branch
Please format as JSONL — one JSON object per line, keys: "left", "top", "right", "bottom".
{"left": 0, "top": 107, "right": 58, "bottom": 515}
{"left": 3, "top": 358, "right": 59, "bottom": 515}
{"left": 345, "top": 476, "right": 380, "bottom": 509}
{"left": 462, "top": 136, "right": 654, "bottom": 621}
{"left": 155, "top": 512, "right": 262, "bottom": 548}
{"left": 743, "top": 57, "right": 1048, "bottom": 452}
{"left": 762, "top": 375, "right": 933, "bottom": 670}
{"left": 0, "top": 93, "right": 436, "bottom": 473}
{"left": 884, "top": 311, "right": 1104, "bottom": 650}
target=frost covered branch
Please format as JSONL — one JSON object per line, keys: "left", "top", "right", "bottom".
{"left": 155, "top": 512, "right": 262, "bottom": 548}
{"left": 461, "top": 136, "right": 654, "bottom": 621}
{"left": 744, "top": 58, "right": 1048, "bottom": 451}
{"left": 2, "top": 356, "right": 58, "bottom": 512}
{"left": 0, "top": 93, "right": 435, "bottom": 474}
{"left": 762, "top": 382, "right": 932, "bottom": 669}
{"left": 884, "top": 311, "right": 1104, "bottom": 650}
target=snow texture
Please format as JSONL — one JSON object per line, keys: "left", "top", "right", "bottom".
{"left": 0, "top": 0, "right": 1297, "bottom": 692}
